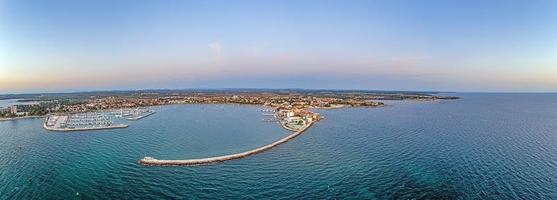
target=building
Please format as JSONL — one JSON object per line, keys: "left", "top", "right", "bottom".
{"left": 10, "top": 105, "right": 18, "bottom": 114}
{"left": 287, "top": 111, "right": 295, "bottom": 117}
{"left": 286, "top": 116, "right": 304, "bottom": 126}
{"left": 0, "top": 107, "right": 9, "bottom": 114}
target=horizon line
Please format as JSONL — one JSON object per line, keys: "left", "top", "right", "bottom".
{"left": 1, "top": 87, "right": 556, "bottom": 96}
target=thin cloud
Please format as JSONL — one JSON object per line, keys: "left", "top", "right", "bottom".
{"left": 208, "top": 41, "right": 222, "bottom": 56}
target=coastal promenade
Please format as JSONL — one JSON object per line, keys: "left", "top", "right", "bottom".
{"left": 139, "top": 122, "right": 313, "bottom": 166}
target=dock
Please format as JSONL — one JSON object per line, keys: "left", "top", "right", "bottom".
{"left": 139, "top": 122, "right": 313, "bottom": 166}
{"left": 125, "top": 110, "right": 155, "bottom": 120}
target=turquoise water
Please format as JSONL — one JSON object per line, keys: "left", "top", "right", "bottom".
{"left": 1, "top": 94, "right": 557, "bottom": 199}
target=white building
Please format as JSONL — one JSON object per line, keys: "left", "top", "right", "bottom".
{"left": 287, "top": 111, "right": 295, "bottom": 117}
{"left": 10, "top": 105, "right": 18, "bottom": 114}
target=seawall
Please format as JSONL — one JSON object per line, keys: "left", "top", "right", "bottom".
{"left": 139, "top": 122, "right": 313, "bottom": 166}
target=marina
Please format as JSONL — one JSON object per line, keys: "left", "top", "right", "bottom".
{"left": 44, "top": 108, "right": 155, "bottom": 132}
{"left": 44, "top": 113, "right": 128, "bottom": 131}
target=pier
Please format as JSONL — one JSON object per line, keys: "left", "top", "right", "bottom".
{"left": 125, "top": 110, "right": 155, "bottom": 120}
{"left": 115, "top": 108, "right": 156, "bottom": 120}
{"left": 139, "top": 122, "right": 313, "bottom": 166}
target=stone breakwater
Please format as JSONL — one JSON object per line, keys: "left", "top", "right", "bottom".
{"left": 139, "top": 122, "right": 313, "bottom": 166}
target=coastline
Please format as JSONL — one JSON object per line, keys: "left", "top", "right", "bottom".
{"left": 0, "top": 115, "right": 44, "bottom": 122}
{"left": 139, "top": 121, "right": 314, "bottom": 166}
{"left": 0, "top": 101, "right": 381, "bottom": 122}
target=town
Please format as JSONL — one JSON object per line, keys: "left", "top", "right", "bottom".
{"left": 0, "top": 90, "right": 458, "bottom": 128}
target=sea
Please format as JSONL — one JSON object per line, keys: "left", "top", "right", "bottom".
{"left": 0, "top": 99, "right": 41, "bottom": 108}
{"left": 1, "top": 93, "right": 557, "bottom": 199}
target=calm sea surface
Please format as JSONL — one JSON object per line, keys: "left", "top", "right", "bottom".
{"left": 0, "top": 99, "right": 40, "bottom": 108}
{"left": 1, "top": 93, "right": 557, "bottom": 199}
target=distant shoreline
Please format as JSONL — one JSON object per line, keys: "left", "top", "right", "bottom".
{"left": 0, "top": 100, "right": 400, "bottom": 122}
{"left": 0, "top": 115, "right": 44, "bottom": 122}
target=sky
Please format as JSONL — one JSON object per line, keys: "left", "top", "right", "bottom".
{"left": 0, "top": 0, "right": 556, "bottom": 93}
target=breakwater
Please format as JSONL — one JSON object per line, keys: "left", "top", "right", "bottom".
{"left": 139, "top": 122, "right": 313, "bottom": 166}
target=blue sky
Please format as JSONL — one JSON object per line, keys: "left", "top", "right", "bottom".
{"left": 0, "top": 0, "right": 556, "bottom": 93}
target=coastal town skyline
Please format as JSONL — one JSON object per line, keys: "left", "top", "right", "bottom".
{"left": 1, "top": 0, "right": 556, "bottom": 93}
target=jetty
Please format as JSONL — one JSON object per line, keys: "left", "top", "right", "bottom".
{"left": 125, "top": 111, "right": 155, "bottom": 120}
{"left": 139, "top": 122, "right": 313, "bottom": 166}
{"left": 115, "top": 108, "right": 156, "bottom": 120}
